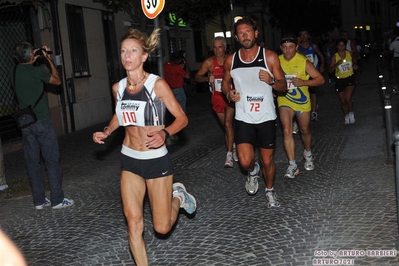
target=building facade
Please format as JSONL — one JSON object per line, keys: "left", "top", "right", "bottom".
{"left": 0, "top": 0, "right": 195, "bottom": 144}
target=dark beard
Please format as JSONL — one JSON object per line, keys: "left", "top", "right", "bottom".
{"left": 240, "top": 39, "right": 256, "bottom": 49}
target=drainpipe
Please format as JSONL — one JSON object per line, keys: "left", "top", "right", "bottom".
{"left": 49, "top": 0, "right": 72, "bottom": 133}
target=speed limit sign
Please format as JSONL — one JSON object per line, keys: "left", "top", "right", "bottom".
{"left": 141, "top": 0, "right": 165, "bottom": 19}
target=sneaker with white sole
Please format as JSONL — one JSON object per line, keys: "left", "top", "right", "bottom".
{"left": 348, "top": 112, "right": 355, "bottom": 124}
{"left": 35, "top": 198, "right": 51, "bottom": 210}
{"left": 245, "top": 162, "right": 260, "bottom": 195}
{"left": 292, "top": 121, "right": 299, "bottom": 134}
{"left": 344, "top": 114, "right": 350, "bottom": 125}
{"left": 284, "top": 164, "right": 299, "bottom": 179}
{"left": 52, "top": 198, "right": 74, "bottom": 209}
{"left": 173, "top": 182, "right": 196, "bottom": 214}
{"left": 311, "top": 112, "right": 318, "bottom": 121}
{"left": 224, "top": 153, "right": 234, "bottom": 168}
{"left": 232, "top": 143, "right": 239, "bottom": 162}
{"left": 265, "top": 190, "right": 280, "bottom": 208}
{"left": 303, "top": 153, "right": 315, "bottom": 171}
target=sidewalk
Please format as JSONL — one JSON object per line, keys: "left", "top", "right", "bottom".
{"left": 1, "top": 55, "right": 399, "bottom": 266}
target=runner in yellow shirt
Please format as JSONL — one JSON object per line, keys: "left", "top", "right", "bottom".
{"left": 277, "top": 34, "right": 325, "bottom": 179}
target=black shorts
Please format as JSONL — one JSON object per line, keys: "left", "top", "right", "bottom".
{"left": 334, "top": 75, "right": 356, "bottom": 92}
{"left": 120, "top": 146, "right": 174, "bottom": 179}
{"left": 235, "top": 119, "right": 277, "bottom": 149}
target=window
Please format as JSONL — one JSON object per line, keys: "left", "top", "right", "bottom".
{"left": 214, "top": 32, "right": 231, "bottom": 38}
{"left": 66, "top": 5, "right": 90, "bottom": 78}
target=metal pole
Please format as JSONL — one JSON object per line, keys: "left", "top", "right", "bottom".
{"left": 154, "top": 17, "right": 164, "bottom": 78}
{"left": 380, "top": 76, "right": 386, "bottom": 127}
{"left": 229, "top": 0, "right": 235, "bottom": 52}
{"left": 378, "top": 73, "right": 385, "bottom": 103}
{"left": 394, "top": 131, "right": 399, "bottom": 249}
{"left": 381, "top": 79, "right": 386, "bottom": 100}
{"left": 384, "top": 95, "right": 394, "bottom": 165}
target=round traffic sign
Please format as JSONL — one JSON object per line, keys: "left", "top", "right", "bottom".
{"left": 141, "top": 0, "right": 165, "bottom": 19}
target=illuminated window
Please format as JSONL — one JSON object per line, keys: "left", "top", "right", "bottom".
{"left": 214, "top": 31, "right": 231, "bottom": 38}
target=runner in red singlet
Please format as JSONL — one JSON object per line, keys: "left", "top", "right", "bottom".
{"left": 195, "top": 36, "right": 237, "bottom": 168}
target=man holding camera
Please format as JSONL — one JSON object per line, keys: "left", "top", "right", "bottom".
{"left": 12, "top": 41, "right": 74, "bottom": 209}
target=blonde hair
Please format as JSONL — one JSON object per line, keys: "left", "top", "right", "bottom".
{"left": 121, "top": 28, "right": 160, "bottom": 54}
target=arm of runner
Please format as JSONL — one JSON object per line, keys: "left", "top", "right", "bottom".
{"left": 195, "top": 58, "right": 212, "bottom": 83}
{"left": 301, "top": 60, "right": 325, "bottom": 87}
{"left": 265, "top": 49, "right": 287, "bottom": 92}
{"left": 93, "top": 82, "right": 120, "bottom": 144}
{"left": 221, "top": 55, "right": 239, "bottom": 102}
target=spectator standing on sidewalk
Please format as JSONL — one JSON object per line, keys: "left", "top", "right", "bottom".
{"left": 390, "top": 27, "right": 399, "bottom": 93}
{"left": 329, "top": 38, "right": 358, "bottom": 124}
{"left": 277, "top": 34, "right": 325, "bottom": 179}
{"left": 11, "top": 42, "right": 74, "bottom": 210}
{"left": 222, "top": 16, "right": 287, "bottom": 208}
{"left": 298, "top": 29, "right": 325, "bottom": 122}
{"left": 163, "top": 51, "right": 190, "bottom": 140}
{"left": 195, "top": 36, "right": 238, "bottom": 168}
{"left": 92, "top": 28, "right": 196, "bottom": 266}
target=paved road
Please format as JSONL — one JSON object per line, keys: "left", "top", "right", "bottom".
{"left": 1, "top": 55, "right": 399, "bottom": 265}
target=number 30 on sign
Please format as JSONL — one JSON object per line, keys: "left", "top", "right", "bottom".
{"left": 141, "top": 0, "right": 165, "bottom": 19}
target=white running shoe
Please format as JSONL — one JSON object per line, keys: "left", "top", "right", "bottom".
{"left": 284, "top": 164, "right": 299, "bottom": 179}
{"left": 232, "top": 143, "right": 239, "bottom": 162}
{"left": 52, "top": 198, "right": 74, "bottom": 209}
{"left": 292, "top": 121, "right": 299, "bottom": 134}
{"left": 303, "top": 152, "right": 315, "bottom": 171}
{"left": 344, "top": 114, "right": 350, "bottom": 125}
{"left": 265, "top": 190, "right": 281, "bottom": 208}
{"left": 348, "top": 112, "right": 355, "bottom": 124}
{"left": 311, "top": 112, "right": 318, "bottom": 121}
{"left": 35, "top": 198, "right": 51, "bottom": 210}
{"left": 224, "top": 153, "right": 234, "bottom": 168}
{"left": 245, "top": 162, "right": 259, "bottom": 195}
{"left": 173, "top": 183, "right": 197, "bottom": 214}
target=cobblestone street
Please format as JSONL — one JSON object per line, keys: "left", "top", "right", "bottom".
{"left": 1, "top": 56, "right": 399, "bottom": 265}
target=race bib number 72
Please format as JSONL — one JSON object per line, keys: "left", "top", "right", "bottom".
{"left": 245, "top": 95, "right": 264, "bottom": 113}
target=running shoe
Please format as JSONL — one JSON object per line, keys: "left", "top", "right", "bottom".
{"left": 265, "top": 190, "right": 280, "bottom": 208}
{"left": 303, "top": 152, "right": 315, "bottom": 171}
{"left": 173, "top": 182, "right": 197, "bottom": 214}
{"left": 284, "top": 164, "right": 299, "bottom": 179}
{"left": 311, "top": 112, "right": 318, "bottom": 121}
{"left": 344, "top": 114, "right": 350, "bottom": 125}
{"left": 292, "top": 121, "right": 299, "bottom": 134}
{"left": 245, "top": 162, "right": 259, "bottom": 195}
{"left": 52, "top": 198, "right": 74, "bottom": 209}
{"left": 232, "top": 143, "right": 239, "bottom": 162}
{"left": 348, "top": 112, "right": 355, "bottom": 124}
{"left": 224, "top": 153, "right": 234, "bottom": 168}
{"left": 35, "top": 198, "right": 51, "bottom": 210}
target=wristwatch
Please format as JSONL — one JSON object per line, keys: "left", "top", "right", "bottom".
{"left": 269, "top": 78, "right": 276, "bottom": 86}
{"left": 162, "top": 129, "right": 170, "bottom": 139}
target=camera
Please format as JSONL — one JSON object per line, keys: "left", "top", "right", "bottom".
{"left": 34, "top": 48, "right": 53, "bottom": 56}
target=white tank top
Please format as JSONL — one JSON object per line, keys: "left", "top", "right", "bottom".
{"left": 230, "top": 47, "right": 277, "bottom": 124}
{"left": 115, "top": 74, "right": 165, "bottom": 127}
